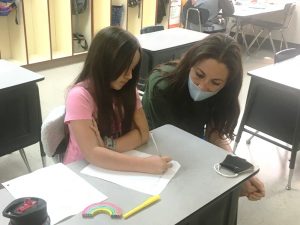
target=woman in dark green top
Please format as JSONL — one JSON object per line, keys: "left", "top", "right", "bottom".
{"left": 142, "top": 33, "right": 265, "bottom": 201}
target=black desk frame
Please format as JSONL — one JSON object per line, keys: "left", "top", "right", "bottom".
{"left": 0, "top": 82, "right": 45, "bottom": 171}
{"left": 138, "top": 43, "right": 197, "bottom": 91}
{"left": 234, "top": 76, "right": 300, "bottom": 190}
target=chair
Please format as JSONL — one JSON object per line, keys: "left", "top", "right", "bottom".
{"left": 233, "top": 49, "right": 300, "bottom": 190}
{"left": 0, "top": 83, "right": 45, "bottom": 172}
{"left": 229, "top": 17, "right": 255, "bottom": 54}
{"left": 274, "top": 47, "right": 299, "bottom": 63}
{"left": 185, "top": 8, "right": 203, "bottom": 32}
{"left": 247, "top": 3, "right": 296, "bottom": 53}
{"left": 41, "top": 105, "right": 67, "bottom": 163}
{"left": 185, "top": 7, "right": 227, "bottom": 33}
{"left": 140, "top": 25, "right": 164, "bottom": 34}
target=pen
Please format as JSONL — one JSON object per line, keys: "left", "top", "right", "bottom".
{"left": 123, "top": 195, "right": 160, "bottom": 219}
{"left": 150, "top": 132, "right": 161, "bottom": 156}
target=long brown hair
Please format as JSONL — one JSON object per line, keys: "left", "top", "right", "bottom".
{"left": 74, "top": 26, "right": 141, "bottom": 137}
{"left": 163, "top": 33, "right": 243, "bottom": 140}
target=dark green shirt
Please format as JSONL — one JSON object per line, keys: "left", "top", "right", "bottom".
{"left": 142, "top": 65, "right": 211, "bottom": 138}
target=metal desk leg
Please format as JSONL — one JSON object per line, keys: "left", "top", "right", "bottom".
{"left": 232, "top": 18, "right": 249, "bottom": 54}
{"left": 19, "top": 149, "right": 32, "bottom": 173}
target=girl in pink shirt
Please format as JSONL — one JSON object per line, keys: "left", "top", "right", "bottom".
{"left": 64, "top": 26, "right": 172, "bottom": 174}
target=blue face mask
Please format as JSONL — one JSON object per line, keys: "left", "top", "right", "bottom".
{"left": 188, "top": 76, "right": 219, "bottom": 101}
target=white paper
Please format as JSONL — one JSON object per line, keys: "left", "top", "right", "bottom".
{"left": 81, "top": 150, "right": 181, "bottom": 195}
{"left": 2, "top": 163, "right": 107, "bottom": 225}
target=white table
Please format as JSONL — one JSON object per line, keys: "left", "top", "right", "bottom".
{"left": 233, "top": 2, "right": 285, "bottom": 17}
{"left": 137, "top": 28, "right": 208, "bottom": 52}
{"left": 247, "top": 54, "right": 300, "bottom": 89}
{"left": 0, "top": 60, "right": 44, "bottom": 90}
{"left": 231, "top": 1, "right": 285, "bottom": 52}
{"left": 1, "top": 124, "right": 258, "bottom": 225}
{"left": 234, "top": 55, "right": 300, "bottom": 189}
{"left": 136, "top": 28, "right": 208, "bottom": 90}
{"left": 0, "top": 60, "right": 45, "bottom": 170}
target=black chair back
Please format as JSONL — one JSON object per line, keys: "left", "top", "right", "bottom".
{"left": 140, "top": 25, "right": 164, "bottom": 34}
{"left": 274, "top": 48, "right": 299, "bottom": 63}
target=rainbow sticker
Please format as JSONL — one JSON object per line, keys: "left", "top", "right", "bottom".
{"left": 82, "top": 202, "right": 122, "bottom": 219}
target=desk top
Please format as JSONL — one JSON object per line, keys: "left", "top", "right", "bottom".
{"left": 233, "top": 2, "right": 285, "bottom": 17}
{"left": 0, "top": 60, "right": 44, "bottom": 90}
{"left": 0, "top": 125, "right": 257, "bottom": 225}
{"left": 137, "top": 28, "right": 209, "bottom": 52}
{"left": 247, "top": 55, "right": 300, "bottom": 90}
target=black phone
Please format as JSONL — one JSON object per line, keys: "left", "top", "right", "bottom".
{"left": 220, "top": 155, "right": 254, "bottom": 174}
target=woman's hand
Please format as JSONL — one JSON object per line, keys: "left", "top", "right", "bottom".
{"left": 142, "top": 155, "right": 173, "bottom": 174}
{"left": 240, "top": 176, "right": 265, "bottom": 201}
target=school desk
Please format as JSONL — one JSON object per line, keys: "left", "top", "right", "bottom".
{"left": 137, "top": 28, "right": 209, "bottom": 90}
{"left": 0, "top": 124, "right": 258, "bottom": 225}
{"left": 234, "top": 55, "right": 300, "bottom": 190}
{"left": 0, "top": 60, "right": 45, "bottom": 171}
{"left": 231, "top": 1, "right": 285, "bottom": 53}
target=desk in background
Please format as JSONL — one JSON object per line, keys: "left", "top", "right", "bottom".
{"left": 231, "top": 2, "right": 285, "bottom": 52}
{"left": 137, "top": 28, "right": 208, "bottom": 90}
{"left": 0, "top": 60, "right": 45, "bottom": 171}
{"left": 1, "top": 125, "right": 258, "bottom": 225}
{"left": 234, "top": 55, "right": 300, "bottom": 190}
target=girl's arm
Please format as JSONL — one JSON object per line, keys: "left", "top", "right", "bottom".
{"left": 69, "top": 118, "right": 170, "bottom": 174}
{"left": 114, "top": 107, "right": 150, "bottom": 152}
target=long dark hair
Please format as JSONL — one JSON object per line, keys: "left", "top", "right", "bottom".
{"left": 74, "top": 26, "right": 141, "bottom": 137}
{"left": 163, "top": 33, "right": 243, "bottom": 140}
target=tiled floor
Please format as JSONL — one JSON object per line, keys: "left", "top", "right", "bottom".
{"left": 1, "top": 49, "right": 300, "bottom": 225}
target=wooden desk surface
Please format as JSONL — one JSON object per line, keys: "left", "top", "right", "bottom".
{"left": 137, "top": 28, "right": 209, "bottom": 52}
{"left": 0, "top": 125, "right": 258, "bottom": 225}
{"left": 247, "top": 55, "right": 300, "bottom": 90}
{"left": 0, "top": 60, "right": 44, "bottom": 90}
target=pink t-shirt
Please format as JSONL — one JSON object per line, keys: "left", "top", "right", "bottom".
{"left": 64, "top": 83, "right": 142, "bottom": 164}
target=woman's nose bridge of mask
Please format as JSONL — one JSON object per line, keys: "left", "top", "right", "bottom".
{"left": 196, "top": 77, "right": 211, "bottom": 92}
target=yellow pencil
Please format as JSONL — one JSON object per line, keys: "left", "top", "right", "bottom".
{"left": 123, "top": 195, "right": 160, "bottom": 219}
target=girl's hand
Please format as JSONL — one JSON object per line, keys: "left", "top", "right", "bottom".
{"left": 143, "top": 155, "right": 172, "bottom": 174}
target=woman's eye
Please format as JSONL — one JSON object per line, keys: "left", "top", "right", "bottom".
{"left": 212, "top": 81, "right": 222, "bottom": 86}
{"left": 196, "top": 73, "right": 205, "bottom": 78}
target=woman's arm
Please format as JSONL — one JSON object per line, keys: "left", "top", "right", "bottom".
{"left": 206, "top": 125, "right": 265, "bottom": 200}
{"left": 206, "top": 125, "right": 232, "bottom": 152}
{"left": 69, "top": 119, "right": 171, "bottom": 174}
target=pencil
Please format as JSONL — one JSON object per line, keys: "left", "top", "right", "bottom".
{"left": 150, "top": 132, "right": 161, "bottom": 156}
{"left": 123, "top": 195, "right": 160, "bottom": 219}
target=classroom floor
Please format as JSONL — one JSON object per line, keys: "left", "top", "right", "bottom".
{"left": 1, "top": 49, "right": 300, "bottom": 225}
